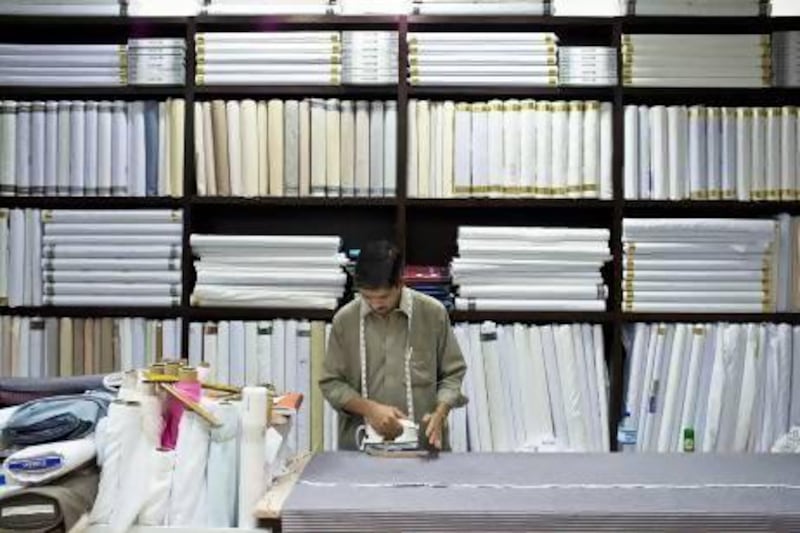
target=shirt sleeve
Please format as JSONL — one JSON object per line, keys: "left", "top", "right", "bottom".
{"left": 436, "top": 309, "right": 468, "bottom": 408}
{"left": 318, "top": 318, "right": 361, "bottom": 412}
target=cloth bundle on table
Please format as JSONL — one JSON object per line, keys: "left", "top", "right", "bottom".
{"left": 2, "top": 392, "right": 111, "bottom": 447}
{"left": 0, "top": 375, "right": 110, "bottom": 408}
{"left": 0, "top": 464, "right": 100, "bottom": 533}
{"left": 3, "top": 437, "right": 96, "bottom": 486}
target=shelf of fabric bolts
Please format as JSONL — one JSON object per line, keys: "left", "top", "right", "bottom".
{"left": 0, "top": 197, "right": 183, "bottom": 210}
{"left": 0, "top": 12, "right": 798, "bottom": 467}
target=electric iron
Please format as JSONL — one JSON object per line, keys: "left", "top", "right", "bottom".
{"left": 356, "top": 419, "right": 422, "bottom": 453}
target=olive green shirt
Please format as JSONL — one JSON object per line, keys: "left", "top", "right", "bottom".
{"left": 319, "top": 287, "right": 467, "bottom": 450}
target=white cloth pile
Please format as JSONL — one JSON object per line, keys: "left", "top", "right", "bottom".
{"left": 407, "top": 99, "right": 613, "bottom": 199}
{"left": 620, "top": 322, "right": 800, "bottom": 453}
{"left": 453, "top": 226, "right": 611, "bottom": 311}
{"left": 127, "top": 39, "right": 185, "bottom": 86}
{"left": 41, "top": 209, "right": 183, "bottom": 307}
{"left": 195, "top": 32, "right": 343, "bottom": 86}
{"left": 410, "top": 0, "right": 551, "bottom": 15}
{"left": 624, "top": 0, "right": 768, "bottom": 16}
{"left": 622, "top": 217, "right": 797, "bottom": 313}
{"left": 773, "top": 31, "right": 800, "bottom": 87}
{"left": 559, "top": 47, "right": 617, "bottom": 87}
{"left": 450, "top": 321, "right": 609, "bottom": 452}
{"left": 204, "top": 0, "right": 335, "bottom": 14}
{"left": 624, "top": 105, "right": 800, "bottom": 202}
{"left": 191, "top": 234, "right": 347, "bottom": 309}
{"left": 342, "top": 32, "right": 398, "bottom": 85}
{"left": 407, "top": 32, "right": 559, "bottom": 87}
{"left": 0, "top": 43, "right": 126, "bottom": 86}
{"left": 622, "top": 34, "right": 771, "bottom": 88}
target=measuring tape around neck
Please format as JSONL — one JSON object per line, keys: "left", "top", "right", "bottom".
{"left": 359, "top": 294, "right": 415, "bottom": 422}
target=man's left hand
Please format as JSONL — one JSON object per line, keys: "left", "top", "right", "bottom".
{"left": 422, "top": 404, "right": 450, "bottom": 450}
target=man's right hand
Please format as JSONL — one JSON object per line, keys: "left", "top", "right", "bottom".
{"left": 365, "top": 403, "right": 406, "bottom": 441}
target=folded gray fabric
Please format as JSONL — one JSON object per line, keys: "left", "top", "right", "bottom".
{"left": 2, "top": 393, "right": 112, "bottom": 447}
{"left": 0, "top": 464, "right": 99, "bottom": 533}
{"left": 0, "top": 375, "right": 111, "bottom": 408}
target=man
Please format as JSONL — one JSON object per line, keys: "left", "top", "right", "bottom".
{"left": 319, "top": 240, "right": 467, "bottom": 451}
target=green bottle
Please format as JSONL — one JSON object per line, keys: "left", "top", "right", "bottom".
{"left": 683, "top": 428, "right": 695, "bottom": 453}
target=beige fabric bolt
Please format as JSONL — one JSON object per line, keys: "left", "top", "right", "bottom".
{"left": 268, "top": 99, "right": 284, "bottom": 196}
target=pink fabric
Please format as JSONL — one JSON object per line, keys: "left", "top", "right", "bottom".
{"left": 160, "top": 381, "right": 202, "bottom": 450}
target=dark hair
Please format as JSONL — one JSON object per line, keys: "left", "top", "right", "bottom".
{"left": 354, "top": 240, "right": 403, "bottom": 289}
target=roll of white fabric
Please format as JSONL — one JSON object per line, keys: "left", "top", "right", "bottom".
{"left": 326, "top": 99, "right": 341, "bottom": 197}
{"left": 239, "top": 386, "right": 268, "bottom": 529}
{"left": 206, "top": 400, "right": 240, "bottom": 527}
{"left": 706, "top": 107, "right": 721, "bottom": 198}
{"left": 167, "top": 411, "right": 211, "bottom": 526}
{"left": 0, "top": 101, "right": 16, "bottom": 196}
{"left": 470, "top": 103, "right": 488, "bottom": 196}
{"left": 624, "top": 105, "right": 639, "bottom": 199}
{"left": 91, "top": 401, "right": 142, "bottom": 524}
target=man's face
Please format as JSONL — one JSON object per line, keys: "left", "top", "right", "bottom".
{"left": 360, "top": 284, "right": 402, "bottom": 317}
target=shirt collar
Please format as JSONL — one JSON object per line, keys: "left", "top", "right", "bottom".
{"left": 359, "top": 287, "right": 413, "bottom": 319}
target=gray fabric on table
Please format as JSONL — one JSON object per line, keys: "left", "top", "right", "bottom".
{"left": 282, "top": 452, "right": 800, "bottom": 531}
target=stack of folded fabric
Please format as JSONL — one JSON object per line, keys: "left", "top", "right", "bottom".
{"left": 127, "top": 0, "right": 200, "bottom": 16}
{"left": 191, "top": 234, "right": 347, "bottom": 309}
{"left": 193, "top": 98, "right": 397, "bottom": 198}
{"left": 40, "top": 209, "right": 183, "bottom": 307}
{"left": 773, "top": 31, "right": 800, "bottom": 87}
{"left": 410, "top": 0, "right": 551, "bottom": 15}
{"left": 0, "top": 375, "right": 110, "bottom": 407}
{"left": 195, "top": 32, "right": 342, "bottom": 86}
{"left": 0, "top": 43, "right": 126, "bottom": 86}
{"left": 0, "top": 99, "right": 185, "bottom": 197}
{"left": 407, "top": 32, "right": 559, "bottom": 86}
{"left": 621, "top": 217, "right": 799, "bottom": 312}
{"left": 204, "top": 0, "right": 336, "bottom": 14}
{"left": 403, "top": 265, "right": 453, "bottom": 310}
{"left": 622, "top": 34, "right": 772, "bottom": 88}
{"left": 624, "top": 0, "right": 768, "bottom": 16}
{"left": 619, "top": 322, "right": 800, "bottom": 453}
{"left": 342, "top": 32, "right": 398, "bottom": 84}
{"left": 407, "top": 99, "right": 613, "bottom": 199}
{"left": 558, "top": 46, "right": 617, "bottom": 86}
{"left": 624, "top": 105, "right": 799, "bottom": 202}
{"left": 127, "top": 39, "right": 186, "bottom": 86}
{"left": 452, "top": 226, "right": 611, "bottom": 311}
{"left": 0, "top": 0, "right": 123, "bottom": 15}
{"left": 450, "top": 321, "right": 608, "bottom": 453}
{"left": 0, "top": 317, "right": 182, "bottom": 378}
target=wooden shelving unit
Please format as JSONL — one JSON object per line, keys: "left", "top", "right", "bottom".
{"left": 1, "top": 13, "right": 799, "bottom": 453}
